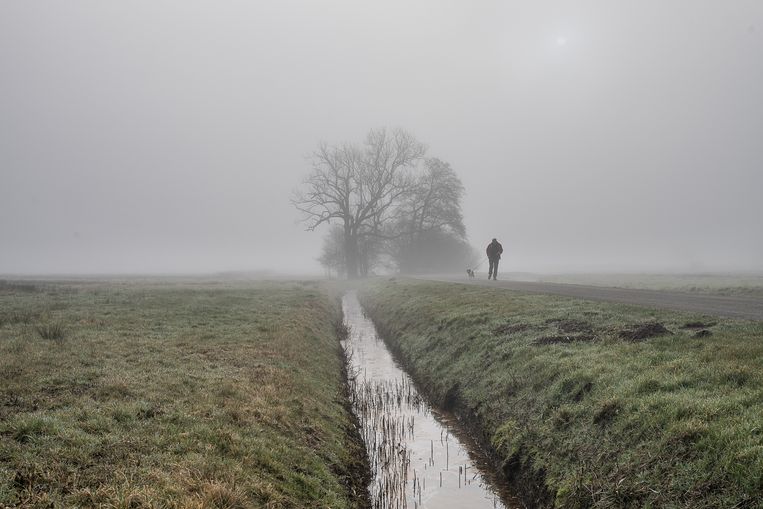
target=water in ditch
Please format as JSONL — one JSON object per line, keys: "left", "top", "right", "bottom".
{"left": 342, "top": 291, "right": 519, "bottom": 509}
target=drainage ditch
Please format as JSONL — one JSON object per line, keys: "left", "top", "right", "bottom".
{"left": 342, "top": 291, "right": 520, "bottom": 509}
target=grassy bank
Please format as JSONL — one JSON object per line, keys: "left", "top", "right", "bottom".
{"left": 0, "top": 279, "right": 368, "bottom": 508}
{"left": 360, "top": 279, "right": 763, "bottom": 508}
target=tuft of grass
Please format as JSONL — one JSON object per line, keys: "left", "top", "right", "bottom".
{"left": 5, "top": 414, "right": 60, "bottom": 444}
{"left": 199, "top": 480, "right": 248, "bottom": 509}
{"left": 360, "top": 278, "right": 763, "bottom": 508}
{"left": 36, "top": 322, "right": 67, "bottom": 341}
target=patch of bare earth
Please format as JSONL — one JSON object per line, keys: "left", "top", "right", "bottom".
{"left": 492, "top": 323, "right": 530, "bottom": 335}
{"left": 619, "top": 323, "right": 673, "bottom": 342}
{"left": 533, "top": 334, "right": 596, "bottom": 345}
{"left": 681, "top": 321, "right": 717, "bottom": 329}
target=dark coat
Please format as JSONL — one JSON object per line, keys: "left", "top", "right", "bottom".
{"left": 486, "top": 240, "right": 503, "bottom": 260}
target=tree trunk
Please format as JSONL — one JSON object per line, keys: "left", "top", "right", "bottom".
{"left": 359, "top": 248, "right": 369, "bottom": 278}
{"left": 344, "top": 225, "right": 359, "bottom": 279}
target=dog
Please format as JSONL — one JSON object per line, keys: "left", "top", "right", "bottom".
{"left": 466, "top": 268, "right": 475, "bottom": 279}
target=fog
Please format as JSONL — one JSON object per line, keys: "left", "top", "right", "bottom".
{"left": 2, "top": 1, "right": 762, "bottom": 275}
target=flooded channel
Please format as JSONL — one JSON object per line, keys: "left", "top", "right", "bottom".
{"left": 342, "top": 291, "right": 519, "bottom": 509}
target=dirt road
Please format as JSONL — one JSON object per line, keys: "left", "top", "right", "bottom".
{"left": 415, "top": 275, "right": 763, "bottom": 321}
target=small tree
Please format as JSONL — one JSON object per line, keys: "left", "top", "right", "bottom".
{"left": 317, "top": 225, "right": 385, "bottom": 278}
{"left": 388, "top": 158, "right": 467, "bottom": 272}
{"left": 407, "top": 157, "right": 465, "bottom": 237}
{"left": 393, "top": 230, "right": 477, "bottom": 274}
{"left": 317, "top": 226, "right": 345, "bottom": 278}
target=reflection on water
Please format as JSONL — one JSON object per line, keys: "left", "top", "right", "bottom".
{"left": 342, "top": 291, "right": 517, "bottom": 509}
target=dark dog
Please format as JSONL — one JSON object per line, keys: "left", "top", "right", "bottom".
{"left": 466, "top": 268, "right": 475, "bottom": 279}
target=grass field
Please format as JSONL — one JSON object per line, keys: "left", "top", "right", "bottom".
{"left": 360, "top": 279, "right": 763, "bottom": 508}
{"left": 0, "top": 279, "right": 368, "bottom": 508}
{"left": 528, "top": 273, "right": 763, "bottom": 297}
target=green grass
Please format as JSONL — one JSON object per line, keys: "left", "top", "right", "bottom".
{"left": 359, "top": 278, "right": 763, "bottom": 508}
{"left": 0, "top": 279, "right": 367, "bottom": 508}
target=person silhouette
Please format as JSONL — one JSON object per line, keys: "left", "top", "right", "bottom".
{"left": 486, "top": 238, "right": 503, "bottom": 281}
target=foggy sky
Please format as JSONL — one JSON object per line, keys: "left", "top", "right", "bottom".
{"left": 2, "top": 1, "right": 762, "bottom": 274}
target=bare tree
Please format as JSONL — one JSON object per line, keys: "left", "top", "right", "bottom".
{"left": 293, "top": 128, "right": 425, "bottom": 278}
{"left": 403, "top": 157, "right": 466, "bottom": 239}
